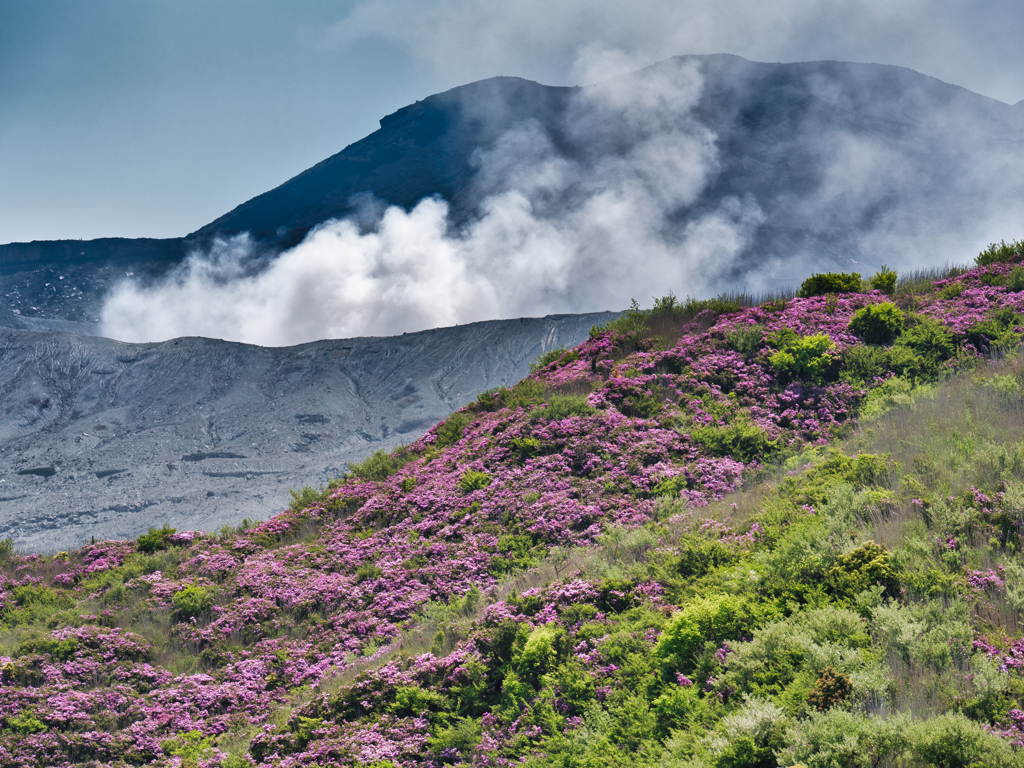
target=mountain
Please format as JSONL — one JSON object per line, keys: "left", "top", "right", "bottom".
{"left": 4, "top": 54, "right": 1024, "bottom": 330}
{"left": 3, "top": 251, "right": 1024, "bottom": 766}
{"left": 0, "top": 311, "right": 613, "bottom": 551}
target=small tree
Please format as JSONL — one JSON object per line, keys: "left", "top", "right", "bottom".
{"left": 807, "top": 666, "right": 853, "bottom": 711}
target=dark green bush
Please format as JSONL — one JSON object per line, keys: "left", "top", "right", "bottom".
{"left": 529, "top": 347, "right": 579, "bottom": 373}
{"left": 434, "top": 412, "right": 474, "bottom": 449}
{"left": 724, "top": 325, "right": 766, "bottom": 357}
{"left": 965, "top": 306, "right": 1024, "bottom": 354}
{"left": 797, "top": 272, "right": 862, "bottom": 298}
{"left": 848, "top": 302, "right": 904, "bottom": 345}
{"left": 893, "top": 317, "right": 957, "bottom": 381}
{"left": 1009, "top": 265, "right": 1024, "bottom": 292}
{"left": 675, "top": 537, "right": 740, "bottom": 578}
{"left": 938, "top": 281, "right": 965, "bottom": 300}
{"left": 806, "top": 666, "right": 853, "bottom": 711}
{"left": 137, "top": 524, "right": 177, "bottom": 553}
{"left": 15, "top": 635, "right": 78, "bottom": 662}
{"left": 975, "top": 238, "right": 1024, "bottom": 266}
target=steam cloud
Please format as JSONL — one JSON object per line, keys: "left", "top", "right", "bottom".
{"left": 101, "top": 60, "right": 766, "bottom": 346}
{"left": 100, "top": 53, "right": 1024, "bottom": 348}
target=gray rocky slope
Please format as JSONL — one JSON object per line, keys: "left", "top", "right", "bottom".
{"left": 0, "top": 312, "right": 613, "bottom": 552}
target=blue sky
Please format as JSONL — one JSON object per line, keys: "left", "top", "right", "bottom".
{"left": 3, "top": 0, "right": 1023, "bottom": 245}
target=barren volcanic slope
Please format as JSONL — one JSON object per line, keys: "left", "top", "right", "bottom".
{"left": 0, "top": 312, "right": 613, "bottom": 552}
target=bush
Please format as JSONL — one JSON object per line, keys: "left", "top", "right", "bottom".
{"left": 529, "top": 347, "right": 578, "bottom": 373}
{"left": 909, "top": 713, "right": 1016, "bottom": 768}
{"left": 869, "top": 265, "right": 898, "bottom": 295}
{"left": 691, "top": 414, "right": 778, "bottom": 464}
{"left": 848, "top": 302, "right": 904, "bottom": 345}
{"left": 725, "top": 325, "right": 766, "bottom": 357}
{"left": 780, "top": 710, "right": 909, "bottom": 768}
{"left": 458, "top": 470, "right": 491, "bottom": 493}
{"left": 434, "top": 412, "right": 474, "bottom": 449}
{"left": 893, "top": 317, "right": 957, "bottom": 381}
{"left": 976, "top": 238, "right": 1024, "bottom": 266}
{"left": 827, "top": 540, "right": 900, "bottom": 599}
{"left": 805, "top": 666, "right": 852, "bottom": 711}
{"left": 769, "top": 331, "right": 837, "bottom": 385}
{"left": 1009, "top": 265, "right": 1024, "bottom": 292}
{"left": 137, "top": 524, "right": 177, "bottom": 553}
{"left": 172, "top": 585, "right": 214, "bottom": 619}
{"left": 655, "top": 594, "right": 775, "bottom": 672}
{"left": 347, "top": 445, "right": 416, "bottom": 481}
{"left": 965, "top": 306, "right": 1024, "bottom": 354}
{"left": 797, "top": 272, "right": 862, "bottom": 298}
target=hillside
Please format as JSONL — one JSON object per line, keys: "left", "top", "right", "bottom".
{"left": 4, "top": 242, "right": 1024, "bottom": 766}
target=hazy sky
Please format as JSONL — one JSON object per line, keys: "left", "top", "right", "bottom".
{"left": 3, "top": 0, "right": 1023, "bottom": 245}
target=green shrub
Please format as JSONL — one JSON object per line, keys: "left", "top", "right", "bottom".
{"left": 769, "top": 331, "right": 837, "bottom": 385}
{"left": 172, "top": 584, "right": 213, "bottom": 619}
{"left": 427, "top": 717, "right": 482, "bottom": 762}
{"left": 347, "top": 445, "right": 416, "bottom": 481}
{"left": 797, "top": 272, "right": 862, "bottom": 298}
{"left": 529, "top": 347, "right": 578, "bottom": 372}
{"left": 534, "top": 394, "right": 595, "bottom": 421}
{"left": 724, "top": 325, "right": 766, "bottom": 357}
{"left": 288, "top": 485, "right": 329, "bottom": 511}
{"left": 893, "top": 317, "right": 957, "bottom": 381}
{"left": 510, "top": 437, "right": 541, "bottom": 460}
{"left": 938, "top": 281, "right": 965, "bottom": 299}
{"left": 137, "top": 524, "right": 176, "bottom": 553}
{"left": 15, "top": 635, "right": 78, "bottom": 662}
{"left": 691, "top": 413, "right": 778, "bottom": 463}
{"left": 655, "top": 594, "right": 775, "bottom": 672}
{"left": 4, "top": 711, "right": 46, "bottom": 735}
{"left": 848, "top": 302, "right": 904, "bottom": 345}
{"left": 780, "top": 710, "right": 909, "bottom": 768}
{"left": 828, "top": 540, "right": 899, "bottom": 599}
{"left": 458, "top": 470, "right": 492, "bottom": 493}
{"left": 1008, "top": 265, "right": 1024, "bottom": 292}
{"left": 869, "top": 265, "right": 898, "bottom": 295}
{"left": 976, "top": 238, "right": 1024, "bottom": 266}
{"left": 909, "top": 712, "right": 1016, "bottom": 768}
{"left": 675, "top": 537, "right": 740, "bottom": 578}
{"left": 500, "top": 380, "right": 548, "bottom": 411}
{"left": 965, "top": 306, "right": 1024, "bottom": 354}
{"left": 434, "top": 412, "right": 474, "bottom": 449}
{"left": 715, "top": 697, "right": 789, "bottom": 768}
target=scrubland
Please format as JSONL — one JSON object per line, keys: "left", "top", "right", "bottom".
{"left": 3, "top": 241, "right": 1024, "bottom": 766}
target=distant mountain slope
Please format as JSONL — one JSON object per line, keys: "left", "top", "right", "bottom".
{"left": 0, "top": 311, "right": 613, "bottom": 551}
{"left": 5, "top": 54, "right": 1024, "bottom": 328}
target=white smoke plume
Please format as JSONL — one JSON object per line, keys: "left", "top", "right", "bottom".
{"left": 101, "top": 59, "right": 766, "bottom": 347}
